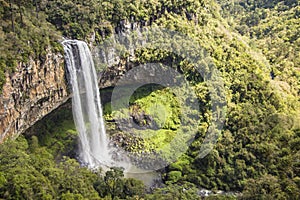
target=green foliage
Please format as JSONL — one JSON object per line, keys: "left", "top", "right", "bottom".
{"left": 100, "top": 1, "right": 300, "bottom": 197}
{"left": 0, "top": 125, "right": 145, "bottom": 200}
{"left": 167, "top": 171, "right": 182, "bottom": 183}
{"left": 94, "top": 167, "right": 145, "bottom": 199}
{"left": 146, "top": 182, "right": 201, "bottom": 200}
{"left": 0, "top": 0, "right": 62, "bottom": 93}
{"left": 26, "top": 105, "right": 77, "bottom": 157}
{"left": 132, "top": 86, "right": 181, "bottom": 130}
{"left": 205, "top": 196, "right": 237, "bottom": 200}
{"left": 219, "top": 0, "right": 300, "bottom": 96}
{"left": 241, "top": 174, "right": 291, "bottom": 199}
{"left": 1, "top": 0, "right": 299, "bottom": 199}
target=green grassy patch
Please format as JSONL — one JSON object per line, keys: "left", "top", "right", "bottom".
{"left": 103, "top": 84, "right": 200, "bottom": 163}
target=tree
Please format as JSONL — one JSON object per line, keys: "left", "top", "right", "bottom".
{"left": 123, "top": 178, "right": 145, "bottom": 198}
{"left": 103, "top": 167, "right": 125, "bottom": 199}
{"left": 242, "top": 174, "right": 285, "bottom": 200}
{"left": 146, "top": 182, "right": 200, "bottom": 200}
{"left": 8, "top": 0, "right": 15, "bottom": 32}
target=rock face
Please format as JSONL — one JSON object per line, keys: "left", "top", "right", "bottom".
{"left": 0, "top": 48, "right": 131, "bottom": 143}
{"left": 0, "top": 21, "right": 147, "bottom": 142}
{"left": 0, "top": 50, "right": 69, "bottom": 142}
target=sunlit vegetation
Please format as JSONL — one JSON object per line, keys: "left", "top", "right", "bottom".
{"left": 218, "top": 0, "right": 300, "bottom": 96}
{"left": 0, "top": 106, "right": 146, "bottom": 199}
{"left": 0, "top": 0, "right": 299, "bottom": 199}
{"left": 0, "top": 0, "right": 63, "bottom": 92}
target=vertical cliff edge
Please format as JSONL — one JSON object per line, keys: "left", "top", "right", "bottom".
{"left": 0, "top": 50, "right": 69, "bottom": 142}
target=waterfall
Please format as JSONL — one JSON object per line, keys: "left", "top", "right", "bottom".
{"left": 62, "top": 40, "right": 111, "bottom": 168}
{"left": 62, "top": 40, "right": 164, "bottom": 186}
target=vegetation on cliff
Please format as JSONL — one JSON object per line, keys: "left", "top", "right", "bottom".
{"left": 0, "top": 0, "right": 299, "bottom": 199}
{"left": 0, "top": 0, "right": 62, "bottom": 92}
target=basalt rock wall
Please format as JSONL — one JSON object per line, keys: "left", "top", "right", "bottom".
{"left": 0, "top": 51, "right": 69, "bottom": 142}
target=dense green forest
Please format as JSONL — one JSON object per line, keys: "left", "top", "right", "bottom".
{"left": 0, "top": 0, "right": 299, "bottom": 199}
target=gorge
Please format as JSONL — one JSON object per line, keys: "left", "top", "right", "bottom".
{"left": 0, "top": 0, "right": 299, "bottom": 199}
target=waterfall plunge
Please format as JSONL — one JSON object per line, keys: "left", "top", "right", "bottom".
{"left": 62, "top": 40, "right": 162, "bottom": 186}
{"left": 62, "top": 40, "right": 112, "bottom": 168}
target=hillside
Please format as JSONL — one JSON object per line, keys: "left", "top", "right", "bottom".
{"left": 0, "top": 0, "right": 299, "bottom": 199}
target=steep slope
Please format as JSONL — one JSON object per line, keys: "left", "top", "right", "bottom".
{"left": 0, "top": 0, "right": 299, "bottom": 199}
{"left": 218, "top": 0, "right": 300, "bottom": 96}
{"left": 0, "top": 0, "right": 69, "bottom": 141}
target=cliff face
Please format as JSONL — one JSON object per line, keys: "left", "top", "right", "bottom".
{"left": 0, "top": 48, "right": 130, "bottom": 143}
{"left": 0, "top": 51, "right": 69, "bottom": 142}
{"left": 0, "top": 21, "right": 144, "bottom": 142}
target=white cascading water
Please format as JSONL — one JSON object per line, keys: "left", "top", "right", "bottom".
{"left": 62, "top": 40, "right": 162, "bottom": 186}
{"left": 62, "top": 40, "right": 112, "bottom": 168}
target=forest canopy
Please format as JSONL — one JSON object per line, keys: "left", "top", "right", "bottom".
{"left": 0, "top": 0, "right": 299, "bottom": 199}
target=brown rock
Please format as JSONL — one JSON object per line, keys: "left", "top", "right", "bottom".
{"left": 0, "top": 50, "right": 69, "bottom": 142}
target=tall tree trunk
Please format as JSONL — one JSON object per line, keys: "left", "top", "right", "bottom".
{"left": 18, "top": 4, "right": 23, "bottom": 26}
{"left": 33, "top": 0, "right": 39, "bottom": 18}
{"left": 9, "top": 0, "right": 15, "bottom": 32}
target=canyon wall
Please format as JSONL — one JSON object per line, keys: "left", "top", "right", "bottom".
{"left": 0, "top": 51, "right": 69, "bottom": 142}
{"left": 0, "top": 48, "right": 130, "bottom": 143}
{"left": 0, "top": 21, "right": 144, "bottom": 142}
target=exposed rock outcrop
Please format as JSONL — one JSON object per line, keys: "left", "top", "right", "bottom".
{"left": 0, "top": 21, "right": 146, "bottom": 142}
{"left": 0, "top": 50, "right": 69, "bottom": 142}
